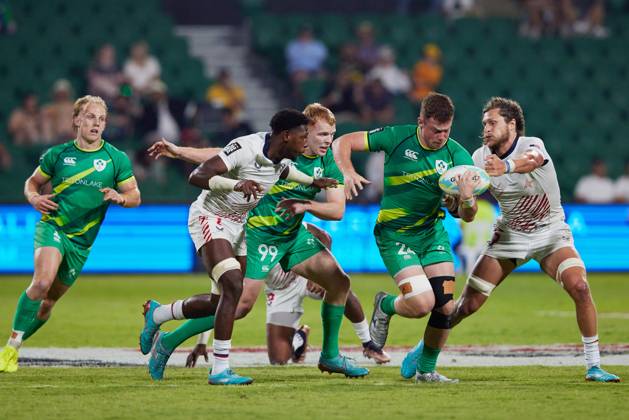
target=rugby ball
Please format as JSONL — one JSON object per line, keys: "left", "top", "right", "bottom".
{"left": 438, "top": 165, "right": 490, "bottom": 196}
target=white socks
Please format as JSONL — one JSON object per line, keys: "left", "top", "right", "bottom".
{"left": 7, "top": 331, "right": 24, "bottom": 349}
{"left": 352, "top": 320, "right": 371, "bottom": 344}
{"left": 152, "top": 300, "right": 185, "bottom": 324}
{"left": 212, "top": 339, "right": 231, "bottom": 375}
{"left": 582, "top": 335, "right": 601, "bottom": 369}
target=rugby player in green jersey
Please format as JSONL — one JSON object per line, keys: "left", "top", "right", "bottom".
{"left": 0, "top": 95, "right": 141, "bottom": 373}
{"left": 142, "top": 104, "right": 373, "bottom": 379}
{"left": 334, "top": 92, "right": 480, "bottom": 383}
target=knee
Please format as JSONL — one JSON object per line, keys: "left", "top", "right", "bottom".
{"left": 404, "top": 295, "right": 434, "bottom": 318}
{"left": 567, "top": 278, "right": 591, "bottom": 302}
{"left": 235, "top": 299, "right": 254, "bottom": 320}
{"left": 219, "top": 273, "right": 244, "bottom": 299}
{"left": 27, "top": 279, "right": 53, "bottom": 299}
{"left": 435, "top": 300, "right": 455, "bottom": 316}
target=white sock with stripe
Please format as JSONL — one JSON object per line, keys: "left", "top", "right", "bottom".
{"left": 152, "top": 300, "right": 185, "bottom": 324}
{"left": 582, "top": 335, "right": 600, "bottom": 369}
{"left": 211, "top": 339, "right": 231, "bottom": 375}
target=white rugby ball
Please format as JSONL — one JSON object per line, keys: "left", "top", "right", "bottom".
{"left": 438, "top": 165, "right": 490, "bottom": 196}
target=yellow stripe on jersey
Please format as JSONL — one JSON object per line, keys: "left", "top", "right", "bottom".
{"left": 396, "top": 209, "right": 444, "bottom": 232}
{"left": 376, "top": 208, "right": 409, "bottom": 223}
{"left": 41, "top": 214, "right": 68, "bottom": 226}
{"left": 37, "top": 166, "right": 51, "bottom": 179}
{"left": 53, "top": 160, "right": 112, "bottom": 194}
{"left": 247, "top": 215, "right": 279, "bottom": 228}
{"left": 268, "top": 182, "right": 300, "bottom": 195}
{"left": 117, "top": 176, "right": 136, "bottom": 187}
{"left": 66, "top": 217, "right": 102, "bottom": 238}
{"left": 364, "top": 132, "right": 370, "bottom": 151}
{"left": 384, "top": 168, "right": 437, "bottom": 186}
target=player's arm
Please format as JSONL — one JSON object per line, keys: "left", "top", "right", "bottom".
{"left": 280, "top": 165, "right": 338, "bottom": 189}
{"left": 484, "top": 149, "right": 544, "bottom": 176}
{"left": 101, "top": 178, "right": 141, "bottom": 208}
{"left": 332, "top": 131, "right": 371, "bottom": 199}
{"left": 24, "top": 167, "right": 58, "bottom": 214}
{"left": 189, "top": 155, "right": 263, "bottom": 201}
{"left": 147, "top": 138, "right": 221, "bottom": 164}
{"left": 455, "top": 171, "right": 478, "bottom": 223}
{"left": 276, "top": 186, "right": 345, "bottom": 220}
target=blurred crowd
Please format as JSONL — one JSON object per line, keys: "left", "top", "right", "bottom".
{"left": 520, "top": 0, "right": 609, "bottom": 39}
{"left": 574, "top": 158, "right": 629, "bottom": 203}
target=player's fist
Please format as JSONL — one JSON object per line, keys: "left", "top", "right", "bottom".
{"left": 100, "top": 188, "right": 125, "bottom": 205}
{"left": 30, "top": 193, "right": 59, "bottom": 214}
{"left": 341, "top": 170, "right": 370, "bottom": 200}
{"left": 185, "top": 344, "right": 208, "bottom": 368}
{"left": 147, "top": 138, "right": 180, "bottom": 160}
{"left": 455, "top": 170, "right": 481, "bottom": 201}
{"left": 312, "top": 177, "right": 338, "bottom": 190}
{"left": 484, "top": 154, "right": 507, "bottom": 176}
{"left": 235, "top": 179, "right": 263, "bottom": 202}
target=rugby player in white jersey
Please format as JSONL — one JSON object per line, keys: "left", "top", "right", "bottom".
{"left": 139, "top": 109, "right": 337, "bottom": 385}
{"left": 185, "top": 222, "right": 391, "bottom": 367}
{"left": 447, "top": 97, "right": 620, "bottom": 382}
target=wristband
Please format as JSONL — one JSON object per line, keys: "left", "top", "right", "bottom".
{"left": 197, "top": 331, "right": 210, "bottom": 345}
{"left": 208, "top": 176, "right": 240, "bottom": 192}
{"left": 285, "top": 165, "right": 314, "bottom": 185}
{"left": 504, "top": 159, "right": 515, "bottom": 174}
{"left": 461, "top": 196, "right": 476, "bottom": 208}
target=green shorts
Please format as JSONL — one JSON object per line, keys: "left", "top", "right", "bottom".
{"left": 245, "top": 224, "right": 325, "bottom": 280}
{"left": 34, "top": 221, "right": 90, "bottom": 286}
{"left": 374, "top": 221, "right": 453, "bottom": 277}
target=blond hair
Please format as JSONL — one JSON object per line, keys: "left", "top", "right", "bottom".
{"left": 72, "top": 95, "right": 108, "bottom": 130}
{"left": 303, "top": 103, "right": 336, "bottom": 126}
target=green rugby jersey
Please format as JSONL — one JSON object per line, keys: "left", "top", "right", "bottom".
{"left": 37, "top": 139, "right": 135, "bottom": 248}
{"left": 366, "top": 125, "right": 473, "bottom": 233}
{"left": 246, "top": 149, "right": 344, "bottom": 235}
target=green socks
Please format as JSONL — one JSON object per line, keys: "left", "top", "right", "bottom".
{"left": 380, "top": 294, "right": 397, "bottom": 316}
{"left": 321, "top": 302, "right": 345, "bottom": 359}
{"left": 12, "top": 292, "right": 42, "bottom": 333}
{"left": 418, "top": 344, "right": 441, "bottom": 374}
{"left": 23, "top": 317, "right": 48, "bottom": 340}
{"left": 161, "top": 316, "right": 215, "bottom": 351}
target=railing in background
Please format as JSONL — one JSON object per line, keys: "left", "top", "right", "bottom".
{"left": 1, "top": 204, "right": 628, "bottom": 273}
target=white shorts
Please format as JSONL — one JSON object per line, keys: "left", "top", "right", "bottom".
{"left": 265, "top": 276, "right": 322, "bottom": 328}
{"left": 188, "top": 202, "right": 247, "bottom": 256}
{"left": 484, "top": 222, "right": 574, "bottom": 266}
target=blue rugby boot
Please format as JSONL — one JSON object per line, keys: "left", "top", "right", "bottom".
{"left": 585, "top": 366, "right": 621, "bottom": 382}
{"left": 401, "top": 340, "right": 424, "bottom": 379}
{"left": 148, "top": 332, "right": 172, "bottom": 380}
{"left": 140, "top": 299, "right": 161, "bottom": 355}
{"left": 318, "top": 354, "right": 369, "bottom": 378}
{"left": 208, "top": 369, "right": 253, "bottom": 385}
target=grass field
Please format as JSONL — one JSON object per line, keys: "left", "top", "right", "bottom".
{"left": 0, "top": 273, "right": 627, "bottom": 419}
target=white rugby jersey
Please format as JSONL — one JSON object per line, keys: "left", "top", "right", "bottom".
{"left": 194, "top": 132, "right": 290, "bottom": 223}
{"left": 472, "top": 136, "right": 565, "bottom": 233}
{"left": 266, "top": 264, "right": 298, "bottom": 290}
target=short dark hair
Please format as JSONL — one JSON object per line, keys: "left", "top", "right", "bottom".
{"left": 483, "top": 97, "right": 525, "bottom": 136}
{"left": 270, "top": 109, "right": 310, "bottom": 134}
{"left": 420, "top": 92, "right": 455, "bottom": 122}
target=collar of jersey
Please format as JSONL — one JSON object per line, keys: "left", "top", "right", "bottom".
{"left": 73, "top": 139, "right": 104, "bottom": 152}
{"left": 262, "top": 132, "right": 282, "bottom": 164}
{"left": 496, "top": 136, "right": 519, "bottom": 159}
{"left": 301, "top": 153, "right": 318, "bottom": 159}
{"left": 416, "top": 127, "right": 447, "bottom": 151}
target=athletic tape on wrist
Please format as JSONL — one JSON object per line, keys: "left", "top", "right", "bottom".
{"left": 208, "top": 176, "right": 240, "bottom": 192}
{"left": 286, "top": 165, "right": 314, "bottom": 185}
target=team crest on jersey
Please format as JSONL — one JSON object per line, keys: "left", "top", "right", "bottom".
{"left": 435, "top": 160, "right": 448, "bottom": 175}
{"left": 224, "top": 142, "right": 242, "bottom": 156}
{"left": 93, "top": 159, "right": 107, "bottom": 172}
{"left": 313, "top": 167, "right": 323, "bottom": 179}
{"left": 63, "top": 157, "right": 77, "bottom": 166}
{"left": 404, "top": 149, "right": 419, "bottom": 161}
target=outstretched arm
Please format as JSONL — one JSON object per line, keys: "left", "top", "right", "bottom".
{"left": 147, "top": 138, "right": 221, "bottom": 164}
{"left": 484, "top": 149, "right": 545, "bottom": 176}
{"left": 332, "top": 132, "right": 371, "bottom": 199}
{"left": 189, "top": 156, "right": 263, "bottom": 201}
{"left": 276, "top": 186, "right": 346, "bottom": 221}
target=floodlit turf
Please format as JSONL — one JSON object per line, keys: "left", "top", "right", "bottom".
{"left": 0, "top": 366, "right": 626, "bottom": 419}
{"left": 0, "top": 273, "right": 628, "bottom": 348}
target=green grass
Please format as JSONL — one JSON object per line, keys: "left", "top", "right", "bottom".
{"left": 0, "top": 273, "right": 627, "bottom": 348}
{"left": 0, "top": 366, "right": 627, "bottom": 419}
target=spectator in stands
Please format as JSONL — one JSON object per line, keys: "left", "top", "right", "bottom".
{"left": 441, "top": 0, "right": 477, "bottom": 19}
{"left": 285, "top": 24, "right": 327, "bottom": 84}
{"left": 322, "top": 67, "right": 362, "bottom": 122}
{"left": 574, "top": 158, "right": 614, "bottom": 203}
{"left": 0, "top": 0, "right": 17, "bottom": 35}
{"left": 353, "top": 21, "right": 381, "bottom": 72}
{"left": 367, "top": 46, "right": 411, "bottom": 95}
{"left": 362, "top": 151, "right": 385, "bottom": 203}
{"left": 136, "top": 80, "right": 187, "bottom": 144}
{"left": 613, "top": 160, "right": 629, "bottom": 203}
{"left": 87, "top": 44, "right": 126, "bottom": 105}
{"left": 0, "top": 143, "right": 12, "bottom": 172}
{"left": 572, "top": 0, "right": 609, "bottom": 38}
{"left": 358, "top": 78, "right": 394, "bottom": 124}
{"left": 42, "top": 79, "right": 75, "bottom": 144}
{"left": 124, "top": 40, "right": 161, "bottom": 97}
{"left": 8, "top": 93, "right": 44, "bottom": 146}
{"left": 206, "top": 68, "right": 246, "bottom": 117}
{"left": 409, "top": 43, "right": 443, "bottom": 102}
{"left": 213, "top": 108, "right": 253, "bottom": 147}
{"left": 104, "top": 95, "right": 137, "bottom": 144}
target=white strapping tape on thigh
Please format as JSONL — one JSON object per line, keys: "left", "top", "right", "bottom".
{"left": 555, "top": 258, "right": 585, "bottom": 284}
{"left": 210, "top": 278, "right": 221, "bottom": 296}
{"left": 467, "top": 275, "right": 496, "bottom": 297}
{"left": 211, "top": 257, "right": 241, "bottom": 284}
{"left": 398, "top": 274, "right": 432, "bottom": 300}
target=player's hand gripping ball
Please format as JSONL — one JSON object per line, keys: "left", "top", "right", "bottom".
{"left": 438, "top": 165, "right": 490, "bottom": 196}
